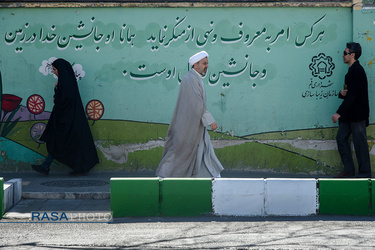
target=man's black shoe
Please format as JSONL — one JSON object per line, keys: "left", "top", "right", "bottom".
{"left": 356, "top": 174, "right": 372, "bottom": 178}
{"left": 31, "top": 165, "right": 50, "bottom": 176}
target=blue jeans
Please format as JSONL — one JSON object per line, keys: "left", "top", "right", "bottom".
{"left": 336, "top": 120, "right": 371, "bottom": 177}
{"left": 42, "top": 153, "right": 54, "bottom": 169}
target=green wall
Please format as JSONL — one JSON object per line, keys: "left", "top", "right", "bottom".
{"left": 354, "top": 6, "right": 375, "bottom": 84}
{"left": 0, "top": 3, "right": 374, "bottom": 175}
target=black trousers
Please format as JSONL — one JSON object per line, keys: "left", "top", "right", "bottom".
{"left": 336, "top": 120, "right": 372, "bottom": 177}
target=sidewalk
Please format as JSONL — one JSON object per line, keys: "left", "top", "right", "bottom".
{"left": 1, "top": 170, "right": 158, "bottom": 220}
{"left": 1, "top": 170, "right": 327, "bottom": 220}
{"left": 1, "top": 170, "right": 157, "bottom": 194}
{"left": 1, "top": 170, "right": 324, "bottom": 193}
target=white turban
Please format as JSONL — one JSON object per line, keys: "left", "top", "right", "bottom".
{"left": 189, "top": 51, "right": 209, "bottom": 67}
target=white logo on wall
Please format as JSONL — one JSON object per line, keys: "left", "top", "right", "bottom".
{"left": 39, "top": 57, "right": 86, "bottom": 80}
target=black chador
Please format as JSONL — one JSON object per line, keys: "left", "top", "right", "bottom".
{"left": 40, "top": 58, "right": 99, "bottom": 174}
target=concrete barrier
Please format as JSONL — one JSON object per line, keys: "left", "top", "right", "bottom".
{"left": 160, "top": 178, "right": 212, "bottom": 217}
{"left": 319, "top": 179, "right": 371, "bottom": 216}
{"left": 7, "top": 178, "right": 22, "bottom": 205}
{"left": 0, "top": 178, "right": 4, "bottom": 217}
{"left": 3, "top": 178, "right": 23, "bottom": 213}
{"left": 111, "top": 178, "right": 160, "bottom": 217}
{"left": 4, "top": 182, "right": 13, "bottom": 212}
{"left": 110, "top": 178, "right": 374, "bottom": 217}
{"left": 212, "top": 178, "right": 265, "bottom": 216}
{"left": 3, "top": 179, "right": 22, "bottom": 212}
{"left": 265, "top": 179, "right": 317, "bottom": 216}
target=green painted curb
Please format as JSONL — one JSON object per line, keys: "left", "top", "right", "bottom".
{"left": 372, "top": 179, "right": 375, "bottom": 215}
{"left": 319, "top": 179, "right": 371, "bottom": 216}
{"left": 160, "top": 178, "right": 212, "bottom": 217}
{"left": 111, "top": 178, "right": 160, "bottom": 217}
{"left": 0, "top": 178, "right": 4, "bottom": 218}
{"left": 110, "top": 178, "right": 375, "bottom": 217}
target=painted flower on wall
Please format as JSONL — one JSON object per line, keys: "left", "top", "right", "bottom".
{"left": 39, "top": 57, "right": 57, "bottom": 76}
{"left": 27, "top": 94, "right": 45, "bottom": 117}
{"left": 2, "top": 94, "right": 22, "bottom": 112}
{"left": 30, "top": 122, "right": 47, "bottom": 147}
{"left": 86, "top": 99, "right": 104, "bottom": 125}
{"left": 1, "top": 94, "right": 22, "bottom": 137}
{"left": 39, "top": 57, "right": 85, "bottom": 81}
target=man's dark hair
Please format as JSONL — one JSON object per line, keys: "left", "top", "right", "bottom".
{"left": 347, "top": 42, "right": 362, "bottom": 60}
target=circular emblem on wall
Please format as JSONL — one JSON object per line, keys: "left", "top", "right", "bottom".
{"left": 30, "top": 122, "right": 46, "bottom": 144}
{"left": 309, "top": 53, "right": 335, "bottom": 80}
{"left": 27, "top": 94, "right": 45, "bottom": 115}
{"left": 86, "top": 99, "right": 104, "bottom": 125}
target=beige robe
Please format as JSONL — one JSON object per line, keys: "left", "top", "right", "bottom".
{"left": 156, "top": 69, "right": 224, "bottom": 178}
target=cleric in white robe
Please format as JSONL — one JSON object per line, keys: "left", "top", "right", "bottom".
{"left": 156, "top": 51, "right": 224, "bottom": 178}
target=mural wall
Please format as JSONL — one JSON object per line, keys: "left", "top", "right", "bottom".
{"left": 0, "top": 4, "right": 374, "bottom": 175}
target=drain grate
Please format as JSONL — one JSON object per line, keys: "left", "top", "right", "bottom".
{"left": 41, "top": 180, "right": 109, "bottom": 188}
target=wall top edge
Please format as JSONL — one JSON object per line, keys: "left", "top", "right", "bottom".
{"left": 0, "top": 2, "right": 353, "bottom": 8}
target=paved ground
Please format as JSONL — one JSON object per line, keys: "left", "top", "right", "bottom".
{"left": 1, "top": 170, "right": 158, "bottom": 193}
{"left": 2, "top": 170, "right": 375, "bottom": 249}
{"left": 2, "top": 214, "right": 375, "bottom": 249}
{"left": 1, "top": 170, "right": 327, "bottom": 219}
{"left": 1, "top": 169, "right": 327, "bottom": 192}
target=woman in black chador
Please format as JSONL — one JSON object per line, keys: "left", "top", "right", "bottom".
{"left": 32, "top": 58, "right": 99, "bottom": 176}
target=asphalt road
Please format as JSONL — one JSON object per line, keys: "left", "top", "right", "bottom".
{"left": 1, "top": 215, "right": 375, "bottom": 249}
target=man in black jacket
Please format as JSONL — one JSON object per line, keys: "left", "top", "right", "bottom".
{"left": 332, "top": 42, "right": 371, "bottom": 178}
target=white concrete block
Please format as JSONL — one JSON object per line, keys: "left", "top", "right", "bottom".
{"left": 4, "top": 183, "right": 14, "bottom": 212}
{"left": 212, "top": 178, "right": 265, "bottom": 216}
{"left": 7, "top": 179, "right": 22, "bottom": 205}
{"left": 265, "top": 178, "right": 317, "bottom": 216}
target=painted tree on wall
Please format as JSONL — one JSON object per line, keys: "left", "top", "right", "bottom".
{"left": 0, "top": 72, "right": 22, "bottom": 137}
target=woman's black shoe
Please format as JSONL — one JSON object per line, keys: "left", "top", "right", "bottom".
{"left": 31, "top": 165, "right": 50, "bottom": 176}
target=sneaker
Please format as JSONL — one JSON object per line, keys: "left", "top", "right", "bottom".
{"left": 31, "top": 165, "right": 50, "bottom": 176}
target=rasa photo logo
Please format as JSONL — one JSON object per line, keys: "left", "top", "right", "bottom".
{"left": 31, "top": 211, "right": 113, "bottom": 223}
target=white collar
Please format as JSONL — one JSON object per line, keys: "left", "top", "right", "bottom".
{"left": 192, "top": 68, "right": 203, "bottom": 79}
